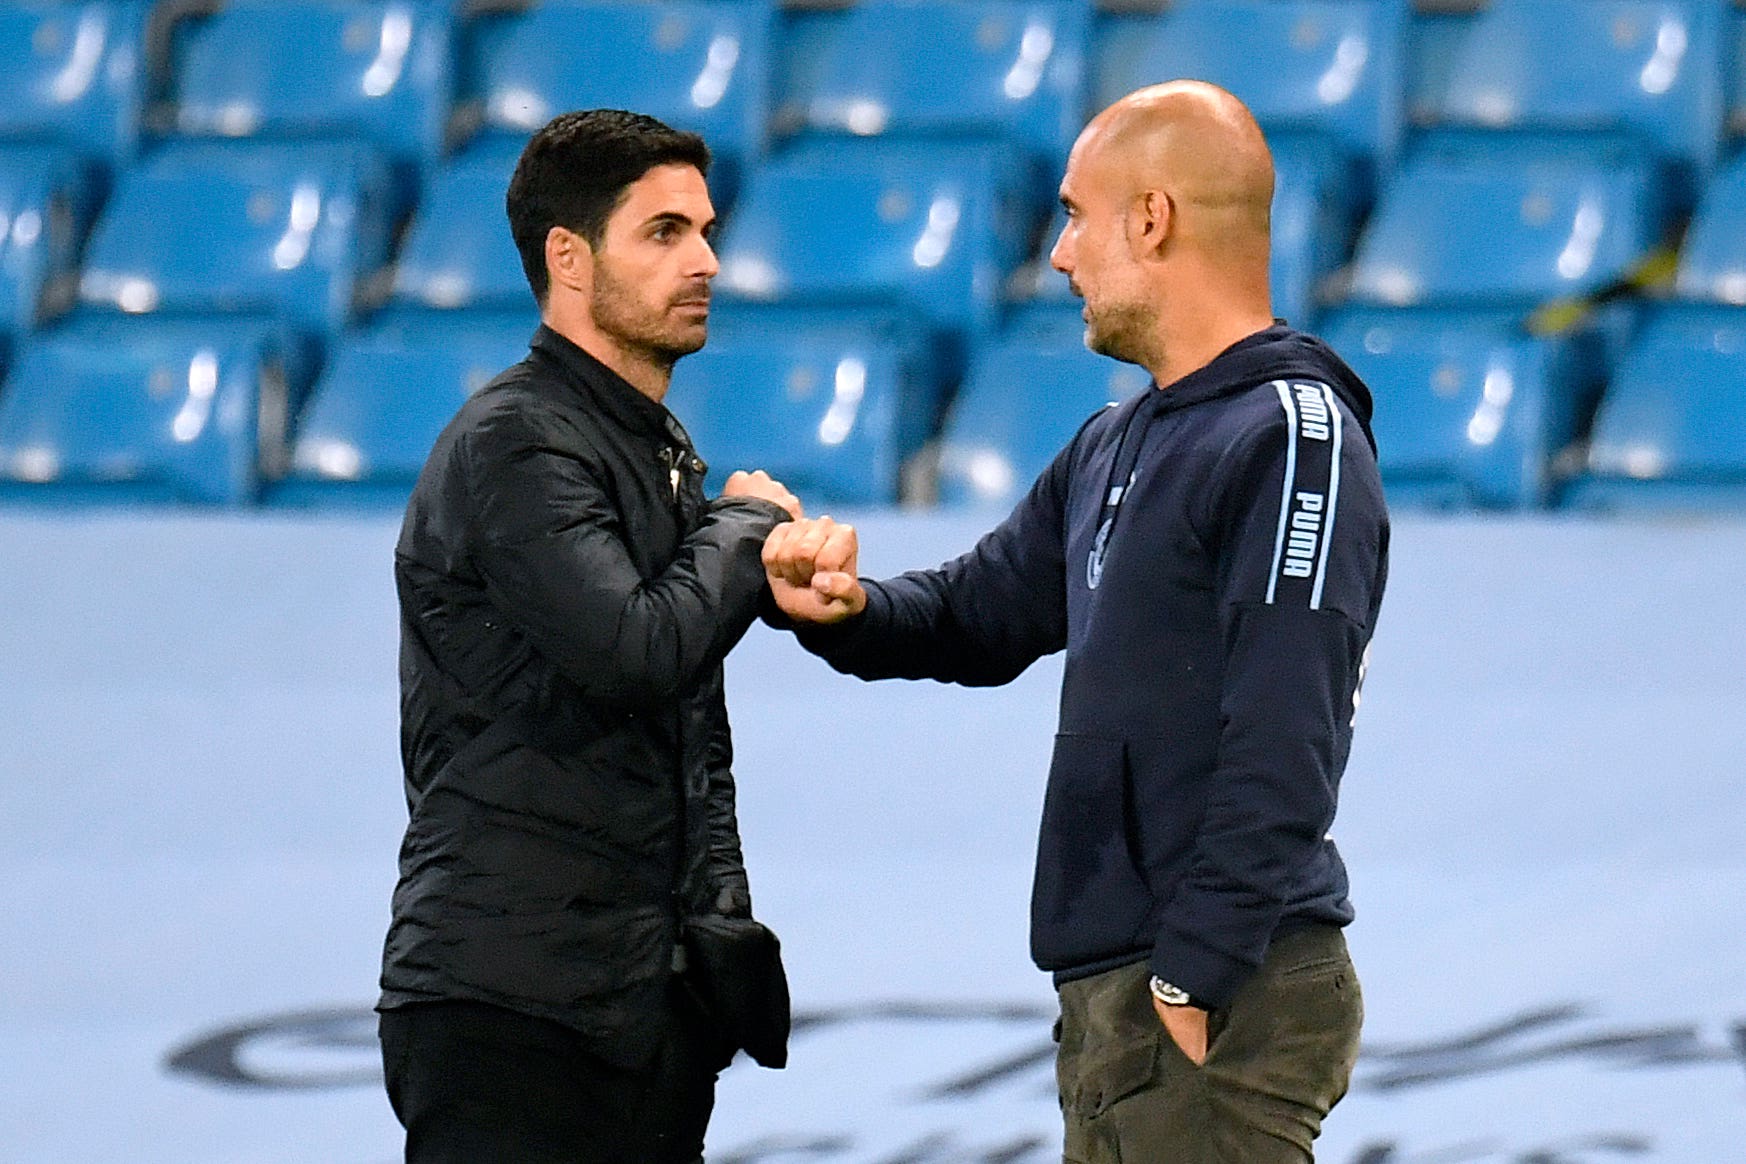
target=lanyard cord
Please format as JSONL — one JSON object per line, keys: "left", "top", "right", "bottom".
{"left": 1097, "top": 396, "right": 1156, "bottom": 536}
{"left": 1086, "top": 393, "right": 1156, "bottom": 589}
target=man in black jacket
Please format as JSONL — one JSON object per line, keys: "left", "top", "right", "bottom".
{"left": 763, "top": 83, "right": 1389, "bottom": 1160}
{"left": 378, "top": 110, "right": 799, "bottom": 1162}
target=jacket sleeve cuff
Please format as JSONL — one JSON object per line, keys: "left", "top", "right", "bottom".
{"left": 1150, "top": 928, "right": 1260, "bottom": 1012}
{"left": 709, "top": 495, "right": 792, "bottom": 529}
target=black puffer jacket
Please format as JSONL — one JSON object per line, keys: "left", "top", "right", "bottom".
{"left": 379, "top": 325, "right": 789, "bottom": 1069}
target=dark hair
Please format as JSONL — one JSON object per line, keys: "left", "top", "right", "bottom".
{"left": 506, "top": 109, "right": 711, "bottom": 304}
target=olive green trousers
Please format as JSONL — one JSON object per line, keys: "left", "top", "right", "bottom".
{"left": 1055, "top": 926, "right": 1363, "bottom": 1163}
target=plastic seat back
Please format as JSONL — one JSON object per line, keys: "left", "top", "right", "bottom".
{"left": 1322, "top": 308, "right": 1601, "bottom": 508}
{"left": 1420, "top": 0, "right": 1726, "bottom": 184}
{"left": 938, "top": 309, "right": 1149, "bottom": 508}
{"left": 276, "top": 311, "right": 534, "bottom": 506}
{"left": 1347, "top": 146, "right": 1662, "bottom": 308}
{"left": 0, "top": 1, "right": 144, "bottom": 165}
{"left": 170, "top": 0, "right": 453, "bottom": 174}
{"left": 468, "top": 0, "right": 771, "bottom": 189}
{"left": 77, "top": 141, "right": 393, "bottom": 338}
{"left": 1674, "top": 152, "right": 1746, "bottom": 305}
{"left": 0, "top": 318, "right": 292, "bottom": 504}
{"left": 0, "top": 146, "right": 89, "bottom": 344}
{"left": 715, "top": 141, "right": 1030, "bottom": 362}
{"left": 775, "top": 0, "right": 1089, "bottom": 182}
{"left": 390, "top": 146, "right": 528, "bottom": 312}
{"left": 1582, "top": 305, "right": 1746, "bottom": 491}
{"left": 665, "top": 305, "right": 930, "bottom": 505}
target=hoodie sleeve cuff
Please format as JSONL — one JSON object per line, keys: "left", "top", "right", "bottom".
{"left": 790, "top": 582, "right": 884, "bottom": 658}
{"left": 1150, "top": 928, "right": 1260, "bottom": 1012}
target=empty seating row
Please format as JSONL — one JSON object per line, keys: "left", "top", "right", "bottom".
{"left": 4, "top": 0, "right": 1743, "bottom": 197}
{"left": 5, "top": 294, "right": 1743, "bottom": 511}
{"left": 2, "top": 0, "right": 1745, "bottom": 512}
{"left": 4, "top": 121, "right": 1746, "bottom": 510}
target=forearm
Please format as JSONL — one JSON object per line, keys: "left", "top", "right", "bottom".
{"left": 486, "top": 496, "right": 786, "bottom": 708}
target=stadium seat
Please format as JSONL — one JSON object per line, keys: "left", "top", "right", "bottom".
{"left": 465, "top": 0, "right": 773, "bottom": 196}
{"left": 1346, "top": 143, "right": 1664, "bottom": 308}
{"left": 1566, "top": 304, "right": 1746, "bottom": 511}
{"left": 389, "top": 144, "right": 528, "bottom": 313}
{"left": 1413, "top": 0, "right": 1728, "bottom": 205}
{"left": 273, "top": 311, "right": 534, "bottom": 507}
{"left": 167, "top": 0, "right": 454, "bottom": 193}
{"left": 1320, "top": 308, "right": 1605, "bottom": 509}
{"left": 774, "top": 0, "right": 1090, "bottom": 197}
{"left": 664, "top": 305, "right": 933, "bottom": 505}
{"left": 76, "top": 140, "right": 394, "bottom": 342}
{"left": 714, "top": 140, "right": 1032, "bottom": 379}
{"left": 1674, "top": 151, "right": 1746, "bottom": 305}
{"left": 0, "top": 318, "right": 296, "bottom": 505}
{"left": 1094, "top": 0, "right": 1406, "bottom": 190}
{"left": 0, "top": 146, "right": 90, "bottom": 353}
{"left": 0, "top": 1, "right": 145, "bottom": 167}
{"left": 937, "top": 307, "right": 1149, "bottom": 508}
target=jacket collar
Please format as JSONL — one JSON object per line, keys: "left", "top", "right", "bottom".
{"left": 529, "top": 323, "right": 693, "bottom": 450}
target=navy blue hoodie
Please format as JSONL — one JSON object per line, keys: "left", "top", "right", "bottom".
{"left": 797, "top": 324, "right": 1389, "bottom": 1008}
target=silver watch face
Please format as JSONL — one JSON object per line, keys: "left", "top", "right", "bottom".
{"left": 1149, "top": 976, "right": 1191, "bottom": 1006}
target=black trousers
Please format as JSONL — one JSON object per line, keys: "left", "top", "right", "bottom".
{"left": 379, "top": 988, "right": 729, "bottom": 1164}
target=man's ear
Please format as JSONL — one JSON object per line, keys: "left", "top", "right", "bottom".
{"left": 544, "top": 225, "right": 592, "bottom": 297}
{"left": 1125, "top": 189, "right": 1173, "bottom": 260}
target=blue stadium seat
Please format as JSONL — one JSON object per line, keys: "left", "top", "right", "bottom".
{"left": 168, "top": 0, "right": 454, "bottom": 189}
{"left": 937, "top": 307, "right": 1149, "bottom": 508}
{"left": 0, "top": 146, "right": 90, "bottom": 354}
{"left": 1320, "top": 308, "right": 1605, "bottom": 509}
{"left": 466, "top": 0, "right": 772, "bottom": 195}
{"left": 273, "top": 312, "right": 534, "bottom": 507}
{"left": 1094, "top": 0, "right": 1406, "bottom": 188}
{"left": 1566, "top": 305, "right": 1746, "bottom": 511}
{"left": 774, "top": 0, "right": 1090, "bottom": 195}
{"left": 0, "top": 318, "right": 296, "bottom": 505}
{"left": 1333, "top": 143, "right": 1658, "bottom": 510}
{"left": 1346, "top": 144, "right": 1664, "bottom": 308}
{"left": 664, "top": 305, "right": 932, "bottom": 505}
{"left": 714, "top": 140, "right": 1031, "bottom": 379}
{"left": 389, "top": 145, "right": 527, "bottom": 312}
{"left": 76, "top": 141, "right": 394, "bottom": 342}
{"left": 1414, "top": 0, "right": 1727, "bottom": 204}
{"left": 0, "top": 1, "right": 145, "bottom": 167}
{"left": 1674, "top": 151, "right": 1746, "bottom": 305}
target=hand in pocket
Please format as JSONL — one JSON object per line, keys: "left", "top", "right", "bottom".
{"left": 1152, "top": 996, "right": 1209, "bottom": 1066}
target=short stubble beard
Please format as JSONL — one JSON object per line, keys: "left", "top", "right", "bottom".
{"left": 591, "top": 257, "right": 708, "bottom": 369}
{"left": 1085, "top": 298, "right": 1157, "bottom": 371}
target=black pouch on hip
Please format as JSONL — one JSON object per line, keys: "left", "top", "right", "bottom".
{"left": 681, "top": 914, "right": 791, "bottom": 1069}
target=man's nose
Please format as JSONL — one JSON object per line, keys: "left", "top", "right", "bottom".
{"left": 1048, "top": 229, "right": 1070, "bottom": 275}
{"left": 694, "top": 236, "right": 720, "bottom": 280}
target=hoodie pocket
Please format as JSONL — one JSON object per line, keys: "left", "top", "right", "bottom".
{"left": 1033, "top": 734, "right": 1154, "bottom": 963}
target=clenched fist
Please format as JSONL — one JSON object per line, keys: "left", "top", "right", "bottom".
{"left": 722, "top": 469, "right": 802, "bottom": 521}
{"left": 762, "top": 516, "right": 866, "bottom": 624}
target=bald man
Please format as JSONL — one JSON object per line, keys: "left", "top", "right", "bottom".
{"left": 763, "top": 82, "right": 1390, "bottom": 1160}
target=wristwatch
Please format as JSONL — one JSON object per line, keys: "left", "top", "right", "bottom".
{"left": 1149, "top": 975, "right": 1194, "bottom": 1007}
